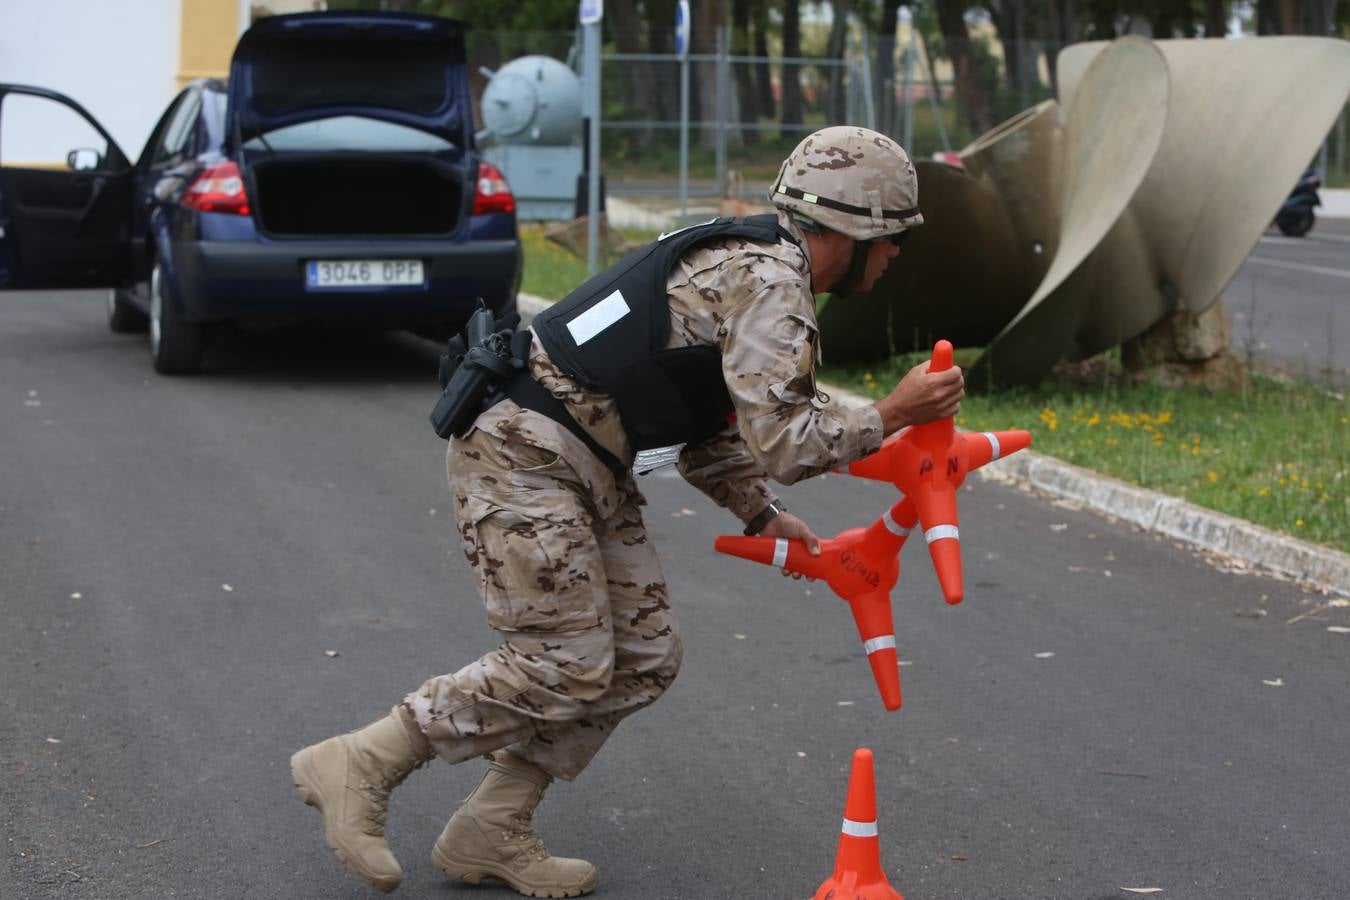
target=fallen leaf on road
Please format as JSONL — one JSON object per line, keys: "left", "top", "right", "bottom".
{"left": 1262, "top": 678, "right": 1284, "bottom": 687}
{"left": 324, "top": 650, "right": 339, "bottom": 658}
{"left": 796, "top": 751, "right": 807, "bottom": 758}
{"left": 137, "top": 839, "right": 164, "bottom": 849}
{"left": 1121, "top": 889, "right": 1163, "bottom": 895}
{"left": 70, "top": 592, "right": 82, "bottom": 599}
{"left": 1327, "top": 626, "right": 1350, "bottom": 634}
{"left": 222, "top": 584, "right": 234, "bottom": 592}
{"left": 1104, "top": 570, "right": 1113, "bottom": 578}
{"left": 949, "top": 854, "right": 969, "bottom": 861}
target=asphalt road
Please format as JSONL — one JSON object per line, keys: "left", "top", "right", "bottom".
{"left": 1228, "top": 217, "right": 1350, "bottom": 385}
{"left": 2, "top": 290, "right": 1348, "bottom": 900}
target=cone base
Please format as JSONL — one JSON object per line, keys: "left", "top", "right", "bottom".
{"left": 814, "top": 875, "right": 904, "bottom": 900}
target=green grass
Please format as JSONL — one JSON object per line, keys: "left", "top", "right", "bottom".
{"left": 519, "top": 222, "right": 660, "bottom": 300}
{"left": 823, "top": 352, "right": 1349, "bottom": 553}
{"left": 520, "top": 234, "right": 1349, "bottom": 553}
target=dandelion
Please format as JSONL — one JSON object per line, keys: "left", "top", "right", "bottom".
{"left": 1258, "top": 486, "right": 1271, "bottom": 497}
{"left": 1295, "top": 518, "right": 1305, "bottom": 528}
{"left": 1087, "top": 413, "right": 1100, "bottom": 427}
{"left": 1156, "top": 411, "right": 1173, "bottom": 425}
{"left": 1207, "top": 471, "right": 1219, "bottom": 483}
{"left": 1278, "top": 477, "right": 1287, "bottom": 486}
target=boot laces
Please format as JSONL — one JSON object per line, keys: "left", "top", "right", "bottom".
{"left": 507, "top": 812, "right": 551, "bottom": 862}
{"left": 360, "top": 757, "right": 430, "bottom": 836}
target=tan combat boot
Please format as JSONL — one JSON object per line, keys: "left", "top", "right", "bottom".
{"left": 431, "top": 751, "right": 598, "bottom": 898}
{"left": 291, "top": 705, "right": 435, "bottom": 893}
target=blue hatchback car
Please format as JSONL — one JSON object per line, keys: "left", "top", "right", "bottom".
{"left": 0, "top": 11, "right": 520, "bottom": 373}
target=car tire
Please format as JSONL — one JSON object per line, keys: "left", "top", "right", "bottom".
{"left": 1277, "top": 207, "right": 1314, "bottom": 238}
{"left": 149, "top": 262, "right": 205, "bottom": 374}
{"left": 107, "top": 288, "right": 149, "bottom": 334}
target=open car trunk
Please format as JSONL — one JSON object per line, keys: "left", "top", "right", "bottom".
{"left": 251, "top": 156, "right": 463, "bottom": 236}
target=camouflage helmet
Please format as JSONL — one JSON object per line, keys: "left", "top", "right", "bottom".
{"left": 769, "top": 126, "right": 923, "bottom": 241}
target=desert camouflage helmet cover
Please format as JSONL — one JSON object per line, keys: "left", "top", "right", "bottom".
{"left": 769, "top": 126, "right": 923, "bottom": 241}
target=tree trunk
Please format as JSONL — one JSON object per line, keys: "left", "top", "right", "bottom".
{"left": 1205, "top": 0, "right": 1227, "bottom": 36}
{"left": 752, "top": 0, "right": 776, "bottom": 121}
{"left": 877, "top": 0, "right": 902, "bottom": 136}
{"left": 646, "top": 12, "right": 679, "bottom": 125}
{"left": 693, "top": 0, "right": 723, "bottom": 148}
{"left": 826, "top": 0, "right": 853, "bottom": 125}
{"left": 606, "top": 0, "right": 650, "bottom": 146}
{"left": 732, "top": 0, "right": 759, "bottom": 143}
{"left": 935, "top": 0, "right": 993, "bottom": 135}
{"left": 988, "top": 0, "right": 1026, "bottom": 95}
{"left": 782, "top": 0, "right": 805, "bottom": 126}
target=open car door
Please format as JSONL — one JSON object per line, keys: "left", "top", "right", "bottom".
{"left": 0, "top": 85, "right": 133, "bottom": 290}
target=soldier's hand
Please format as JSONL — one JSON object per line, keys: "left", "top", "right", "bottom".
{"left": 760, "top": 511, "right": 821, "bottom": 579}
{"left": 873, "top": 360, "right": 965, "bottom": 434}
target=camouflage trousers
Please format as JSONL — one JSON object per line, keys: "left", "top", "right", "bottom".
{"left": 405, "top": 428, "right": 683, "bottom": 781}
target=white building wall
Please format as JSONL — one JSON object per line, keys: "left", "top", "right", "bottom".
{"left": 0, "top": 0, "right": 185, "bottom": 162}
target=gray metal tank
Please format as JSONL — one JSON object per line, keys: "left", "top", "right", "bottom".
{"left": 481, "top": 55, "right": 582, "bottom": 146}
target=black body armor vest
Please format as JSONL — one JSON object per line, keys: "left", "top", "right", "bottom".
{"left": 531, "top": 214, "right": 798, "bottom": 453}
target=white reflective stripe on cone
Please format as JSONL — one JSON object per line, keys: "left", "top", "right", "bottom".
{"left": 882, "top": 508, "right": 911, "bottom": 536}
{"left": 925, "top": 524, "right": 959, "bottom": 543}
{"left": 983, "top": 432, "right": 1002, "bottom": 460}
{"left": 841, "top": 818, "right": 879, "bottom": 838}
{"left": 772, "top": 538, "right": 789, "bottom": 568}
{"left": 863, "top": 635, "right": 896, "bottom": 655}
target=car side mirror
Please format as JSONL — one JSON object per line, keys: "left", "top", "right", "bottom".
{"left": 67, "top": 148, "right": 103, "bottom": 171}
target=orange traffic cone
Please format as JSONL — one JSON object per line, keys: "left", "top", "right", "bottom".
{"left": 714, "top": 498, "right": 916, "bottom": 710}
{"left": 814, "top": 748, "right": 903, "bottom": 900}
{"left": 843, "top": 340, "right": 1033, "bottom": 605}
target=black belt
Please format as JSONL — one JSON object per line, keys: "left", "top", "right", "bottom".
{"left": 501, "top": 372, "right": 628, "bottom": 476}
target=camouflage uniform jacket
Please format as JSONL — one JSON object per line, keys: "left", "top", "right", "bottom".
{"left": 469, "top": 209, "right": 885, "bottom": 526}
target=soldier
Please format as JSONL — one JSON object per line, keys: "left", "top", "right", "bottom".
{"left": 290, "top": 126, "right": 965, "bottom": 897}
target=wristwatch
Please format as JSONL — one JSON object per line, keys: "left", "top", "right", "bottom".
{"left": 743, "top": 501, "right": 785, "bottom": 536}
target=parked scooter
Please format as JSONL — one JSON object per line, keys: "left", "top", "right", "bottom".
{"left": 1275, "top": 167, "right": 1322, "bottom": 237}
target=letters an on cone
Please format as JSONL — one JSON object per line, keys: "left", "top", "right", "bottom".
{"left": 713, "top": 497, "right": 916, "bottom": 710}
{"left": 814, "top": 748, "right": 903, "bottom": 900}
{"left": 843, "top": 340, "right": 1032, "bottom": 605}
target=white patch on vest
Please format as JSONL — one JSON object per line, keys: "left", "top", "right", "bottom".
{"left": 566, "top": 290, "right": 630, "bottom": 346}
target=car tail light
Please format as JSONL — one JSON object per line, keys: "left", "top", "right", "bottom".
{"left": 182, "top": 161, "right": 250, "bottom": 215}
{"left": 472, "top": 161, "right": 515, "bottom": 216}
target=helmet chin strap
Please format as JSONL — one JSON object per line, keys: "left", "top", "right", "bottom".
{"left": 831, "top": 239, "right": 872, "bottom": 298}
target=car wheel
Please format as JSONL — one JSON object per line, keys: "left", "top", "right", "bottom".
{"left": 107, "top": 288, "right": 149, "bottom": 334}
{"left": 149, "top": 262, "right": 205, "bottom": 374}
{"left": 1277, "top": 207, "right": 1314, "bottom": 237}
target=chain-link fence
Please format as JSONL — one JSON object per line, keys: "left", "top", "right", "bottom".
{"left": 466, "top": 25, "right": 1350, "bottom": 226}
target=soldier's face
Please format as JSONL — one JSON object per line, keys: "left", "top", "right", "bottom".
{"left": 857, "top": 237, "right": 903, "bottom": 293}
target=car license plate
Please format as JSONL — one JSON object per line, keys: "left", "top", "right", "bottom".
{"left": 306, "top": 259, "right": 424, "bottom": 289}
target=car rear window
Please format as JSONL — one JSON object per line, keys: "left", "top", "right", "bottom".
{"left": 242, "top": 116, "right": 454, "bottom": 152}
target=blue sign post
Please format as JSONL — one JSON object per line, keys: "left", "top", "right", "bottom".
{"left": 676, "top": 0, "right": 690, "bottom": 218}
{"left": 580, "top": 0, "right": 603, "bottom": 274}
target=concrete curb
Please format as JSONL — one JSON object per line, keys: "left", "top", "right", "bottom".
{"left": 518, "top": 292, "right": 1349, "bottom": 598}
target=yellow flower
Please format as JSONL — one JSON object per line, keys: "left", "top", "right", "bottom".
{"left": 1156, "top": 411, "right": 1173, "bottom": 425}
{"left": 1258, "top": 486, "right": 1270, "bottom": 497}
{"left": 1191, "top": 446, "right": 1199, "bottom": 456}
{"left": 1278, "top": 477, "right": 1287, "bottom": 486}
{"left": 1207, "top": 471, "right": 1219, "bottom": 483}
{"left": 1087, "top": 413, "right": 1100, "bottom": 427}
{"left": 1295, "top": 518, "right": 1305, "bottom": 528}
